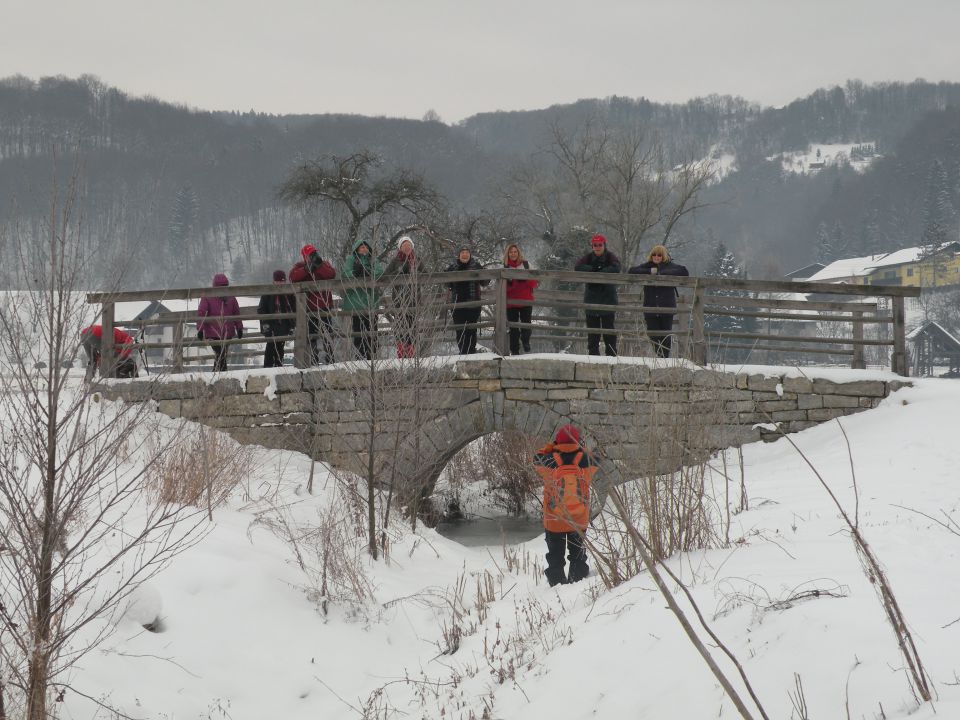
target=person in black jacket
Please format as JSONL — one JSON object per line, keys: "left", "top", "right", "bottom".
{"left": 574, "top": 234, "right": 621, "bottom": 356}
{"left": 628, "top": 244, "right": 689, "bottom": 358}
{"left": 257, "top": 270, "right": 296, "bottom": 367}
{"left": 446, "top": 246, "right": 487, "bottom": 354}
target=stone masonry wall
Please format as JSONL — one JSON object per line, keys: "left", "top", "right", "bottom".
{"left": 98, "top": 358, "right": 909, "bottom": 494}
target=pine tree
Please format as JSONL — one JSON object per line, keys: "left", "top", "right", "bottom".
{"left": 169, "top": 184, "right": 199, "bottom": 261}
{"left": 815, "top": 221, "right": 833, "bottom": 263}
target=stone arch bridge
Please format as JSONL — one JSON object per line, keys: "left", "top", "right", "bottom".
{"left": 100, "top": 357, "right": 906, "bottom": 506}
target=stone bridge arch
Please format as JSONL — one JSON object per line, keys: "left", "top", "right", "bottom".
{"left": 100, "top": 356, "right": 907, "bottom": 513}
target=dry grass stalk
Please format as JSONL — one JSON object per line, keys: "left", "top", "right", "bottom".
{"left": 147, "top": 427, "right": 254, "bottom": 517}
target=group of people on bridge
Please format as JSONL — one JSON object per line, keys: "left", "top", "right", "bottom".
{"left": 83, "top": 234, "right": 688, "bottom": 376}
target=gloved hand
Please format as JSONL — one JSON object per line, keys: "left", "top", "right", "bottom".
{"left": 196, "top": 330, "right": 203, "bottom": 340}
{"left": 236, "top": 327, "right": 244, "bottom": 340}
{"left": 307, "top": 252, "right": 323, "bottom": 273}
{"left": 355, "top": 261, "right": 371, "bottom": 277}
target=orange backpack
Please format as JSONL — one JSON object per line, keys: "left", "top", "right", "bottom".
{"left": 543, "top": 451, "right": 591, "bottom": 532}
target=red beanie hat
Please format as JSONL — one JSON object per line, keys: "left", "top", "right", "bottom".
{"left": 301, "top": 244, "right": 317, "bottom": 262}
{"left": 554, "top": 424, "right": 580, "bottom": 445}
{"left": 591, "top": 234, "right": 606, "bottom": 246}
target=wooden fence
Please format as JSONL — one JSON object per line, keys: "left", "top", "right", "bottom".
{"left": 86, "top": 269, "right": 921, "bottom": 376}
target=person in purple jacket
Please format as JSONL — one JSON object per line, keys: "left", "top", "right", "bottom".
{"left": 197, "top": 273, "right": 244, "bottom": 372}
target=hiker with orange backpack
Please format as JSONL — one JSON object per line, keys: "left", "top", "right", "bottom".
{"left": 534, "top": 424, "right": 598, "bottom": 586}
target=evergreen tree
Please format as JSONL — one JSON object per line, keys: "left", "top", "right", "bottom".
{"left": 705, "top": 241, "right": 755, "bottom": 361}
{"left": 169, "top": 184, "right": 199, "bottom": 262}
{"left": 815, "top": 221, "right": 833, "bottom": 263}
{"left": 921, "top": 159, "right": 953, "bottom": 255}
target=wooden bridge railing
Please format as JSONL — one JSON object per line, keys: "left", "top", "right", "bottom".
{"left": 86, "top": 270, "right": 921, "bottom": 377}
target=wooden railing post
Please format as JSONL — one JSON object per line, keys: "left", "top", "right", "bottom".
{"left": 689, "top": 284, "right": 707, "bottom": 366}
{"left": 494, "top": 269, "right": 508, "bottom": 356}
{"left": 891, "top": 296, "right": 907, "bottom": 376}
{"left": 851, "top": 309, "right": 865, "bottom": 370}
{"left": 101, "top": 302, "right": 115, "bottom": 378}
{"left": 294, "top": 290, "right": 309, "bottom": 369}
{"left": 172, "top": 320, "right": 184, "bottom": 373}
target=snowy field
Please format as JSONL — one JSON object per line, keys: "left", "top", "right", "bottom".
{"left": 5, "top": 367, "right": 960, "bottom": 719}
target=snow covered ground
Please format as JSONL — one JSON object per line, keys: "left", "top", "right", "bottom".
{"left": 11, "top": 368, "right": 960, "bottom": 719}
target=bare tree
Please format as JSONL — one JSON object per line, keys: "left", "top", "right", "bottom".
{"left": 277, "top": 149, "right": 443, "bottom": 258}
{"left": 0, "top": 169, "right": 207, "bottom": 719}
{"left": 500, "top": 117, "right": 714, "bottom": 265}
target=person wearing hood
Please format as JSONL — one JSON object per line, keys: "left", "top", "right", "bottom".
{"left": 196, "top": 273, "right": 243, "bottom": 372}
{"left": 533, "top": 424, "right": 598, "bottom": 587}
{"left": 446, "top": 246, "right": 487, "bottom": 354}
{"left": 574, "top": 234, "right": 621, "bottom": 356}
{"left": 503, "top": 243, "right": 538, "bottom": 355}
{"left": 385, "top": 235, "right": 426, "bottom": 358}
{"left": 289, "top": 244, "right": 337, "bottom": 365}
{"left": 628, "top": 244, "right": 689, "bottom": 358}
{"left": 342, "top": 238, "right": 384, "bottom": 360}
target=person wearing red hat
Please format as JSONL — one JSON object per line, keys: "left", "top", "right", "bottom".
{"left": 533, "top": 424, "right": 598, "bottom": 586}
{"left": 257, "top": 269, "right": 296, "bottom": 367}
{"left": 289, "top": 244, "right": 337, "bottom": 364}
{"left": 574, "top": 234, "right": 621, "bottom": 356}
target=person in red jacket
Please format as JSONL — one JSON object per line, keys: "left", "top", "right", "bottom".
{"left": 503, "top": 243, "right": 538, "bottom": 355}
{"left": 533, "top": 424, "right": 598, "bottom": 586}
{"left": 80, "top": 324, "right": 138, "bottom": 379}
{"left": 289, "top": 244, "right": 337, "bottom": 364}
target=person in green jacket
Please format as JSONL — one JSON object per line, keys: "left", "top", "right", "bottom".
{"left": 341, "top": 239, "right": 384, "bottom": 360}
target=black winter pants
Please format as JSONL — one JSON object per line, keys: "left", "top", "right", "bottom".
{"left": 645, "top": 312, "right": 674, "bottom": 358}
{"left": 352, "top": 314, "right": 376, "bottom": 361}
{"left": 210, "top": 341, "right": 229, "bottom": 372}
{"left": 308, "top": 314, "right": 335, "bottom": 365}
{"left": 507, "top": 306, "right": 532, "bottom": 355}
{"left": 586, "top": 311, "right": 617, "bottom": 356}
{"left": 544, "top": 530, "right": 589, "bottom": 587}
{"left": 452, "top": 307, "right": 481, "bottom": 355}
{"left": 263, "top": 338, "right": 286, "bottom": 368}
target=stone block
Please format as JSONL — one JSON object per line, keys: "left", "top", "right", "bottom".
{"left": 589, "top": 388, "right": 624, "bottom": 402}
{"left": 505, "top": 388, "right": 548, "bottom": 401}
{"left": 501, "top": 357, "right": 576, "bottom": 382}
{"left": 280, "top": 392, "right": 314, "bottom": 413}
{"left": 781, "top": 376, "right": 813, "bottom": 394}
{"left": 822, "top": 395, "right": 859, "bottom": 408}
{"left": 797, "top": 394, "right": 823, "bottom": 410}
{"left": 757, "top": 400, "right": 798, "bottom": 412}
{"left": 477, "top": 379, "right": 501, "bottom": 392}
{"left": 610, "top": 364, "right": 651, "bottom": 385}
{"left": 575, "top": 363, "right": 613, "bottom": 384}
{"left": 275, "top": 373, "right": 304, "bottom": 393}
{"left": 814, "top": 379, "right": 887, "bottom": 397}
{"left": 806, "top": 408, "right": 846, "bottom": 422}
{"left": 547, "top": 388, "right": 589, "bottom": 400}
{"left": 569, "top": 399, "right": 611, "bottom": 414}
{"left": 315, "top": 392, "right": 356, "bottom": 412}
{"left": 770, "top": 410, "right": 807, "bottom": 422}
{"left": 691, "top": 370, "right": 738, "bottom": 389}
{"left": 744, "top": 374, "right": 781, "bottom": 392}
{"left": 210, "top": 377, "right": 244, "bottom": 396}
{"left": 725, "top": 400, "right": 756, "bottom": 413}
{"left": 245, "top": 375, "right": 272, "bottom": 394}
{"left": 454, "top": 359, "right": 502, "bottom": 380}
{"left": 650, "top": 366, "right": 695, "bottom": 387}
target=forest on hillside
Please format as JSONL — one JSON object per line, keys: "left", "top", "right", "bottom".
{"left": 1, "top": 74, "right": 959, "bottom": 289}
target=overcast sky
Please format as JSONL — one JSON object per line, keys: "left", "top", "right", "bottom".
{"left": 5, "top": 0, "right": 960, "bottom": 123}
